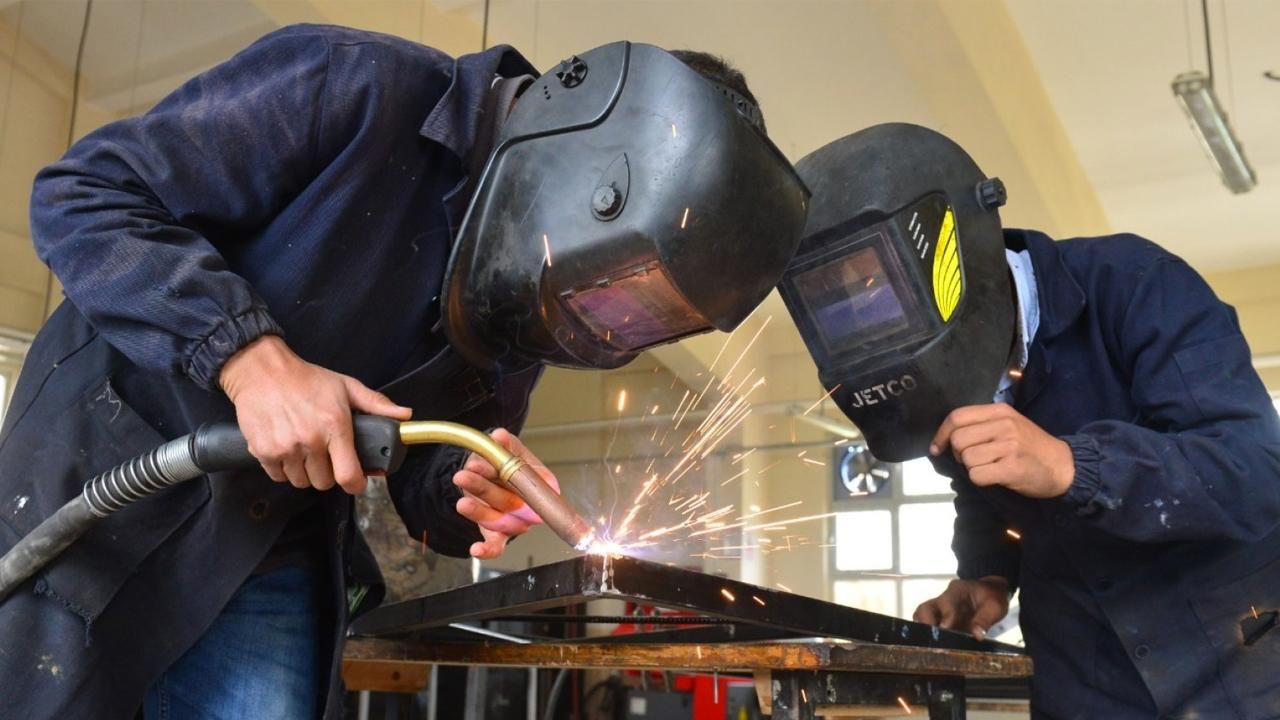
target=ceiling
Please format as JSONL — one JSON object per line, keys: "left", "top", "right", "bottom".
{"left": 1006, "top": 0, "right": 1280, "bottom": 272}
{"left": 3, "top": 0, "right": 1276, "bottom": 412}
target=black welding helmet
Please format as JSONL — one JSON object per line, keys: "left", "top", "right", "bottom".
{"left": 778, "top": 124, "right": 1013, "bottom": 462}
{"left": 443, "top": 42, "right": 809, "bottom": 371}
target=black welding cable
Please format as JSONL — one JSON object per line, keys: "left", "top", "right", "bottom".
{"left": 542, "top": 668, "right": 571, "bottom": 720}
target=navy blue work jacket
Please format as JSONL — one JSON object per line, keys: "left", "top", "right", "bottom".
{"left": 941, "top": 230, "right": 1280, "bottom": 718}
{"left": 0, "top": 25, "right": 540, "bottom": 719}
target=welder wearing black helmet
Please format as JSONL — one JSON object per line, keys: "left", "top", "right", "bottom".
{"left": 0, "top": 26, "right": 807, "bottom": 719}
{"left": 781, "top": 123, "right": 1280, "bottom": 717}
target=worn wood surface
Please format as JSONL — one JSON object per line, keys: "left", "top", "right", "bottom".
{"left": 343, "top": 637, "right": 1032, "bottom": 678}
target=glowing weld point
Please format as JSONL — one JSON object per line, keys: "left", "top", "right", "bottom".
{"left": 897, "top": 696, "right": 912, "bottom": 714}
{"left": 1006, "top": 529, "right": 1022, "bottom": 540}
{"left": 720, "top": 588, "right": 736, "bottom": 602}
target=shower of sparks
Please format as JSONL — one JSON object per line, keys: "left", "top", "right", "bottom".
{"left": 834, "top": 438, "right": 851, "bottom": 446}
{"left": 897, "top": 697, "right": 913, "bottom": 714}
{"left": 680, "top": 207, "right": 690, "bottom": 229}
{"left": 719, "top": 467, "right": 750, "bottom": 486}
{"left": 802, "top": 383, "right": 842, "bottom": 415}
{"left": 696, "top": 646, "right": 702, "bottom": 659}
{"left": 672, "top": 123, "right": 678, "bottom": 137}
{"left": 802, "top": 458, "right": 826, "bottom": 466}
{"left": 752, "top": 595, "right": 766, "bottom": 607}
{"left": 738, "top": 500, "right": 802, "bottom": 521}
{"left": 650, "top": 404, "right": 659, "bottom": 415}
{"left": 542, "top": 234, "right": 552, "bottom": 266}
{"left": 1006, "top": 529, "right": 1022, "bottom": 540}
{"left": 800, "top": 688, "right": 808, "bottom": 704}
{"left": 731, "top": 448, "right": 756, "bottom": 464}
{"left": 617, "top": 389, "right": 628, "bottom": 413}
{"left": 1252, "top": 606, "right": 1260, "bottom": 619}
{"left": 720, "top": 588, "right": 736, "bottom": 602}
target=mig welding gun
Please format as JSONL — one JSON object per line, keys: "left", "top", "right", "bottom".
{"left": 0, "top": 417, "right": 594, "bottom": 602}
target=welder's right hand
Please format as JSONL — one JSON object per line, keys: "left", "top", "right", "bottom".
{"left": 218, "top": 335, "right": 412, "bottom": 494}
{"left": 912, "top": 576, "right": 1011, "bottom": 641}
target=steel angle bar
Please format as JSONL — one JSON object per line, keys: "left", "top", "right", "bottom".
{"left": 350, "top": 554, "right": 1022, "bottom": 655}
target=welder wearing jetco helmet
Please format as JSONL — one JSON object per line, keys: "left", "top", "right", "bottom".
{"left": 781, "top": 123, "right": 1280, "bottom": 717}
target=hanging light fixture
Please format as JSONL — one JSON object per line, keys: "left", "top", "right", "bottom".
{"left": 1172, "top": 0, "right": 1256, "bottom": 194}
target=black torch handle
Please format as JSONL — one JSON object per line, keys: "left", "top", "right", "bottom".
{"left": 192, "top": 415, "right": 407, "bottom": 475}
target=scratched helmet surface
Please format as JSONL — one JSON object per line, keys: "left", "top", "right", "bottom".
{"left": 778, "top": 124, "right": 1014, "bottom": 461}
{"left": 443, "top": 41, "right": 810, "bottom": 372}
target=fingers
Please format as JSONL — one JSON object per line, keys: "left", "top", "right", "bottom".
{"left": 304, "top": 449, "right": 336, "bottom": 491}
{"left": 327, "top": 421, "right": 367, "bottom": 495}
{"left": 453, "top": 470, "right": 527, "bottom": 514}
{"left": 958, "top": 439, "right": 1018, "bottom": 472}
{"left": 930, "top": 404, "right": 1010, "bottom": 455}
{"left": 456, "top": 496, "right": 532, "bottom": 537}
{"left": 344, "top": 377, "right": 412, "bottom": 420}
{"left": 913, "top": 600, "right": 942, "bottom": 625}
{"left": 969, "top": 600, "right": 1008, "bottom": 640}
{"left": 469, "top": 537, "right": 508, "bottom": 559}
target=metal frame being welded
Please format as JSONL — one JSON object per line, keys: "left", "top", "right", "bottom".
{"left": 351, "top": 554, "right": 1019, "bottom": 654}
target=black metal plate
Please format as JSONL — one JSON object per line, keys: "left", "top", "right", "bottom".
{"left": 350, "top": 554, "right": 1021, "bottom": 654}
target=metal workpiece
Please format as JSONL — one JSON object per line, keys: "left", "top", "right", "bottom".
{"left": 397, "top": 421, "right": 595, "bottom": 551}
{"left": 349, "top": 554, "right": 1022, "bottom": 656}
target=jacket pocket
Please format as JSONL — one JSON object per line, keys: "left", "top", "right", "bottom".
{"left": 1173, "top": 334, "right": 1259, "bottom": 421}
{"left": 1, "top": 375, "right": 210, "bottom": 627}
{"left": 1190, "top": 552, "right": 1280, "bottom": 718}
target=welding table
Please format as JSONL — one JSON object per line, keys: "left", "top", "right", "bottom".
{"left": 345, "top": 555, "right": 1032, "bottom": 719}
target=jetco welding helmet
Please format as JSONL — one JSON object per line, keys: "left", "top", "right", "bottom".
{"left": 442, "top": 42, "right": 809, "bottom": 372}
{"left": 778, "top": 124, "right": 1013, "bottom": 462}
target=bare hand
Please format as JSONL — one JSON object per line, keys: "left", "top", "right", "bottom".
{"left": 452, "top": 429, "right": 559, "bottom": 559}
{"left": 913, "top": 576, "right": 1011, "bottom": 640}
{"left": 930, "top": 404, "right": 1074, "bottom": 498}
{"left": 218, "top": 335, "right": 412, "bottom": 494}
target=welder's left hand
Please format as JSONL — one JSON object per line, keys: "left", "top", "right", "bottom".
{"left": 452, "top": 428, "right": 561, "bottom": 559}
{"left": 930, "top": 404, "right": 1075, "bottom": 498}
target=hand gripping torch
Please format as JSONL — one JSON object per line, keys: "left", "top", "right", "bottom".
{"left": 0, "top": 416, "right": 594, "bottom": 602}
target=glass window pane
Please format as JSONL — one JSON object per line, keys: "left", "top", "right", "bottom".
{"left": 834, "top": 510, "right": 893, "bottom": 571}
{"left": 901, "top": 458, "right": 953, "bottom": 496}
{"left": 833, "top": 579, "right": 898, "bottom": 617}
{"left": 898, "top": 502, "right": 957, "bottom": 574}
{"left": 901, "top": 578, "right": 953, "bottom": 620}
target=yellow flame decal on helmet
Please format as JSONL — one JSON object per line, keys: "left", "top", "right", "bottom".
{"left": 932, "top": 207, "right": 961, "bottom": 322}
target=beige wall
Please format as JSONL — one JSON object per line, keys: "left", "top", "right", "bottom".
{"left": 0, "top": 10, "right": 75, "bottom": 334}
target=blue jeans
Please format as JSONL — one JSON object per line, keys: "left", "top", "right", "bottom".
{"left": 144, "top": 565, "right": 321, "bottom": 719}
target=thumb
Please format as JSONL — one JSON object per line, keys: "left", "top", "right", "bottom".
{"left": 969, "top": 601, "right": 1007, "bottom": 640}
{"left": 344, "top": 377, "right": 412, "bottom": 420}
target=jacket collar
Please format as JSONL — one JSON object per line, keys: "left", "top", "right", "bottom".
{"left": 1005, "top": 228, "right": 1085, "bottom": 345}
{"left": 419, "top": 44, "right": 538, "bottom": 165}
{"left": 1004, "top": 228, "right": 1085, "bottom": 408}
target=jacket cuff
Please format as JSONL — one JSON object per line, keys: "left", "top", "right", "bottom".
{"left": 186, "top": 307, "right": 284, "bottom": 391}
{"left": 958, "top": 554, "right": 1021, "bottom": 591}
{"left": 1061, "top": 434, "right": 1117, "bottom": 516}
